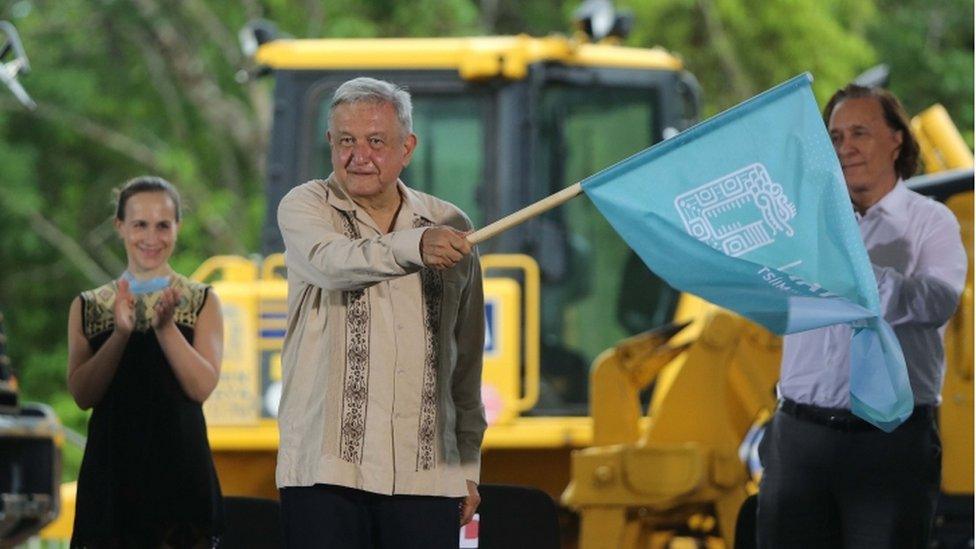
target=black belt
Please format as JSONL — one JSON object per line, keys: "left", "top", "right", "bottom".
{"left": 779, "top": 399, "right": 935, "bottom": 432}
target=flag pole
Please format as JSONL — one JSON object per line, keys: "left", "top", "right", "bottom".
{"left": 467, "top": 182, "right": 583, "bottom": 245}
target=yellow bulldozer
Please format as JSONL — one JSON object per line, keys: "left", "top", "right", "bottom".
{"left": 42, "top": 5, "right": 973, "bottom": 547}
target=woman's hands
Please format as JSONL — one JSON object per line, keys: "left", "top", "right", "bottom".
{"left": 115, "top": 277, "right": 181, "bottom": 334}
{"left": 152, "top": 282, "right": 180, "bottom": 330}
{"left": 117, "top": 277, "right": 181, "bottom": 333}
{"left": 113, "top": 278, "right": 136, "bottom": 336}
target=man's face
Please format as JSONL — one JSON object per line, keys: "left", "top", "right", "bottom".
{"left": 828, "top": 96, "right": 903, "bottom": 196}
{"left": 328, "top": 101, "right": 416, "bottom": 201}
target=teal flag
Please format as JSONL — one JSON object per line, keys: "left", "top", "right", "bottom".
{"left": 581, "top": 73, "right": 912, "bottom": 432}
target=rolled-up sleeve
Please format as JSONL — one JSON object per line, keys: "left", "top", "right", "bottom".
{"left": 278, "top": 187, "right": 427, "bottom": 291}
{"left": 452, "top": 247, "right": 487, "bottom": 483}
{"left": 875, "top": 211, "right": 967, "bottom": 328}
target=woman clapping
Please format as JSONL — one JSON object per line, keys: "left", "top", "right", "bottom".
{"left": 67, "top": 176, "right": 224, "bottom": 548}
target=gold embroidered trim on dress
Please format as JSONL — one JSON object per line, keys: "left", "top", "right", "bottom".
{"left": 79, "top": 275, "right": 209, "bottom": 338}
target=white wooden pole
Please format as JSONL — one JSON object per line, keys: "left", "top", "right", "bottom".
{"left": 466, "top": 182, "right": 583, "bottom": 245}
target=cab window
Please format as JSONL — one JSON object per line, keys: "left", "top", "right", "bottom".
{"left": 534, "top": 84, "right": 679, "bottom": 409}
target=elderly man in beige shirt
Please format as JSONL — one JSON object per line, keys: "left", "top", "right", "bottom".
{"left": 275, "top": 77, "right": 486, "bottom": 548}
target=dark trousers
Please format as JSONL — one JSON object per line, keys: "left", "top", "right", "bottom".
{"left": 756, "top": 405, "right": 941, "bottom": 548}
{"left": 279, "top": 484, "right": 460, "bottom": 549}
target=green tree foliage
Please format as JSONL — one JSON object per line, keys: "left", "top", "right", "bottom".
{"left": 868, "top": 0, "right": 974, "bottom": 144}
{"left": 621, "top": 0, "right": 878, "bottom": 112}
{"left": 0, "top": 0, "right": 970, "bottom": 482}
{"left": 619, "top": 0, "right": 973, "bottom": 139}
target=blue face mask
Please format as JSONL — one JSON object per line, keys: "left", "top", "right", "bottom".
{"left": 122, "top": 271, "right": 171, "bottom": 295}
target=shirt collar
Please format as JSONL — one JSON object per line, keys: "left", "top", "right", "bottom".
{"left": 323, "top": 174, "right": 435, "bottom": 226}
{"left": 857, "top": 179, "right": 909, "bottom": 220}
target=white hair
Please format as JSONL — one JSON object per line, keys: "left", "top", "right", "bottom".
{"left": 329, "top": 77, "right": 413, "bottom": 136}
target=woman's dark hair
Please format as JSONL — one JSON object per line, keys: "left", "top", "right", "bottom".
{"left": 822, "top": 84, "right": 920, "bottom": 180}
{"left": 114, "top": 176, "right": 182, "bottom": 222}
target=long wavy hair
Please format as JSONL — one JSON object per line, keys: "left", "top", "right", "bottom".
{"left": 823, "top": 85, "right": 919, "bottom": 180}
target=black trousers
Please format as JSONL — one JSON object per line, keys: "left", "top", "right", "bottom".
{"left": 756, "top": 406, "right": 941, "bottom": 548}
{"left": 279, "top": 484, "right": 461, "bottom": 549}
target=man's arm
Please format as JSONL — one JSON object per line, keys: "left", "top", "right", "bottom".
{"left": 875, "top": 211, "right": 968, "bottom": 327}
{"left": 278, "top": 188, "right": 427, "bottom": 291}
{"left": 452, "top": 246, "right": 487, "bottom": 484}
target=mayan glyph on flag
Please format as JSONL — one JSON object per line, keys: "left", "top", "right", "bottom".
{"left": 673, "top": 162, "right": 798, "bottom": 257}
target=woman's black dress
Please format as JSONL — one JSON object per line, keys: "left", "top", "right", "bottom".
{"left": 71, "top": 276, "right": 224, "bottom": 547}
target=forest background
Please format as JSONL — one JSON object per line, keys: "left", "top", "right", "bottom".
{"left": 0, "top": 0, "right": 972, "bottom": 479}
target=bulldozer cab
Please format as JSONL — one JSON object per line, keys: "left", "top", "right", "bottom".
{"left": 254, "top": 34, "right": 701, "bottom": 414}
